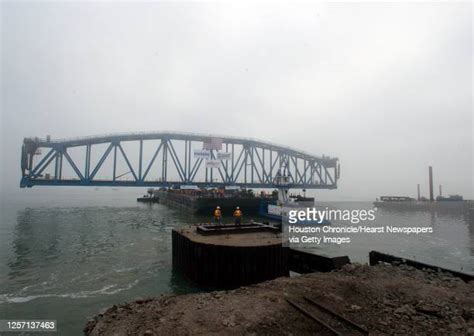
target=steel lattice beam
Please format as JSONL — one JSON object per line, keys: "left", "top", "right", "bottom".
{"left": 20, "top": 132, "right": 339, "bottom": 189}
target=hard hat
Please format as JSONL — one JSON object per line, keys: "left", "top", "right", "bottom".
{"left": 236, "top": 206, "right": 240, "bottom": 209}
{"left": 216, "top": 206, "right": 220, "bottom": 209}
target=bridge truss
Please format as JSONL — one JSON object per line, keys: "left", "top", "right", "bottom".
{"left": 20, "top": 132, "right": 339, "bottom": 189}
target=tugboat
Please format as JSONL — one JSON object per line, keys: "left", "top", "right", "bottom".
{"left": 259, "top": 195, "right": 315, "bottom": 221}
{"left": 259, "top": 172, "right": 329, "bottom": 224}
{"left": 137, "top": 188, "right": 160, "bottom": 203}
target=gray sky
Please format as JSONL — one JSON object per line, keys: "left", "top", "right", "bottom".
{"left": 1, "top": 2, "right": 472, "bottom": 200}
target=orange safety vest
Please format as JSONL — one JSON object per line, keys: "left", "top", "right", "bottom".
{"left": 214, "top": 209, "right": 222, "bottom": 218}
{"left": 233, "top": 209, "right": 242, "bottom": 218}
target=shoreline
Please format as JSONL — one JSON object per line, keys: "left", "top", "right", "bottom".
{"left": 84, "top": 263, "right": 474, "bottom": 335}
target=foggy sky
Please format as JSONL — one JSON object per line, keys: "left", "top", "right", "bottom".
{"left": 1, "top": 2, "right": 472, "bottom": 200}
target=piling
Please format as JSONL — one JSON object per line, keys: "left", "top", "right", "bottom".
{"left": 172, "top": 224, "right": 289, "bottom": 288}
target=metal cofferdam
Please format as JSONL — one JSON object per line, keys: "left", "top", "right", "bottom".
{"left": 20, "top": 132, "right": 340, "bottom": 189}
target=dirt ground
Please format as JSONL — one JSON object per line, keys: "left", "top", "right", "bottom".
{"left": 84, "top": 263, "right": 474, "bottom": 335}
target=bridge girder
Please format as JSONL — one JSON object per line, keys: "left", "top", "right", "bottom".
{"left": 20, "top": 132, "right": 339, "bottom": 189}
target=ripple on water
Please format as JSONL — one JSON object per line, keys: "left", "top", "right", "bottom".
{"left": 0, "top": 280, "right": 140, "bottom": 304}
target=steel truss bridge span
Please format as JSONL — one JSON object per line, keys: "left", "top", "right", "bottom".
{"left": 20, "top": 132, "right": 339, "bottom": 189}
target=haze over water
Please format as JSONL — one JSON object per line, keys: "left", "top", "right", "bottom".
{"left": 1, "top": 2, "right": 472, "bottom": 335}
{"left": 0, "top": 188, "right": 472, "bottom": 335}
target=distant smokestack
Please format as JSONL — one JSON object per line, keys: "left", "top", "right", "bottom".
{"left": 417, "top": 184, "right": 421, "bottom": 201}
{"left": 439, "top": 185, "right": 442, "bottom": 197}
{"left": 429, "top": 166, "right": 434, "bottom": 202}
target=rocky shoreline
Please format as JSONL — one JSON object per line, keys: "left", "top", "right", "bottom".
{"left": 84, "top": 263, "right": 474, "bottom": 335}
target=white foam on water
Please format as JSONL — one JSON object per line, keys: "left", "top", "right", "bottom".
{"left": 1, "top": 280, "right": 139, "bottom": 304}
{"left": 115, "top": 267, "right": 136, "bottom": 273}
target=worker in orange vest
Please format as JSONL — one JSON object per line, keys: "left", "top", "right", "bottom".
{"left": 213, "top": 206, "right": 222, "bottom": 225}
{"left": 233, "top": 206, "right": 242, "bottom": 225}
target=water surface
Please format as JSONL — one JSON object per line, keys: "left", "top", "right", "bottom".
{"left": 0, "top": 189, "right": 472, "bottom": 335}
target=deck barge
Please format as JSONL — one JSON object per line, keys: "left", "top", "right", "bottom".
{"left": 156, "top": 189, "right": 276, "bottom": 214}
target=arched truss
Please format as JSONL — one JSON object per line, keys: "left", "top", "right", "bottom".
{"left": 20, "top": 132, "right": 339, "bottom": 189}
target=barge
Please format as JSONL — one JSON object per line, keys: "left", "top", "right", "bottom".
{"left": 144, "top": 188, "right": 276, "bottom": 215}
{"left": 373, "top": 166, "right": 473, "bottom": 213}
{"left": 373, "top": 197, "right": 473, "bottom": 213}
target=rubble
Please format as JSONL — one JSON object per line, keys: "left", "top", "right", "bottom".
{"left": 84, "top": 264, "right": 474, "bottom": 335}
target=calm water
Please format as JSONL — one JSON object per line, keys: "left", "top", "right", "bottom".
{"left": 0, "top": 189, "right": 473, "bottom": 335}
